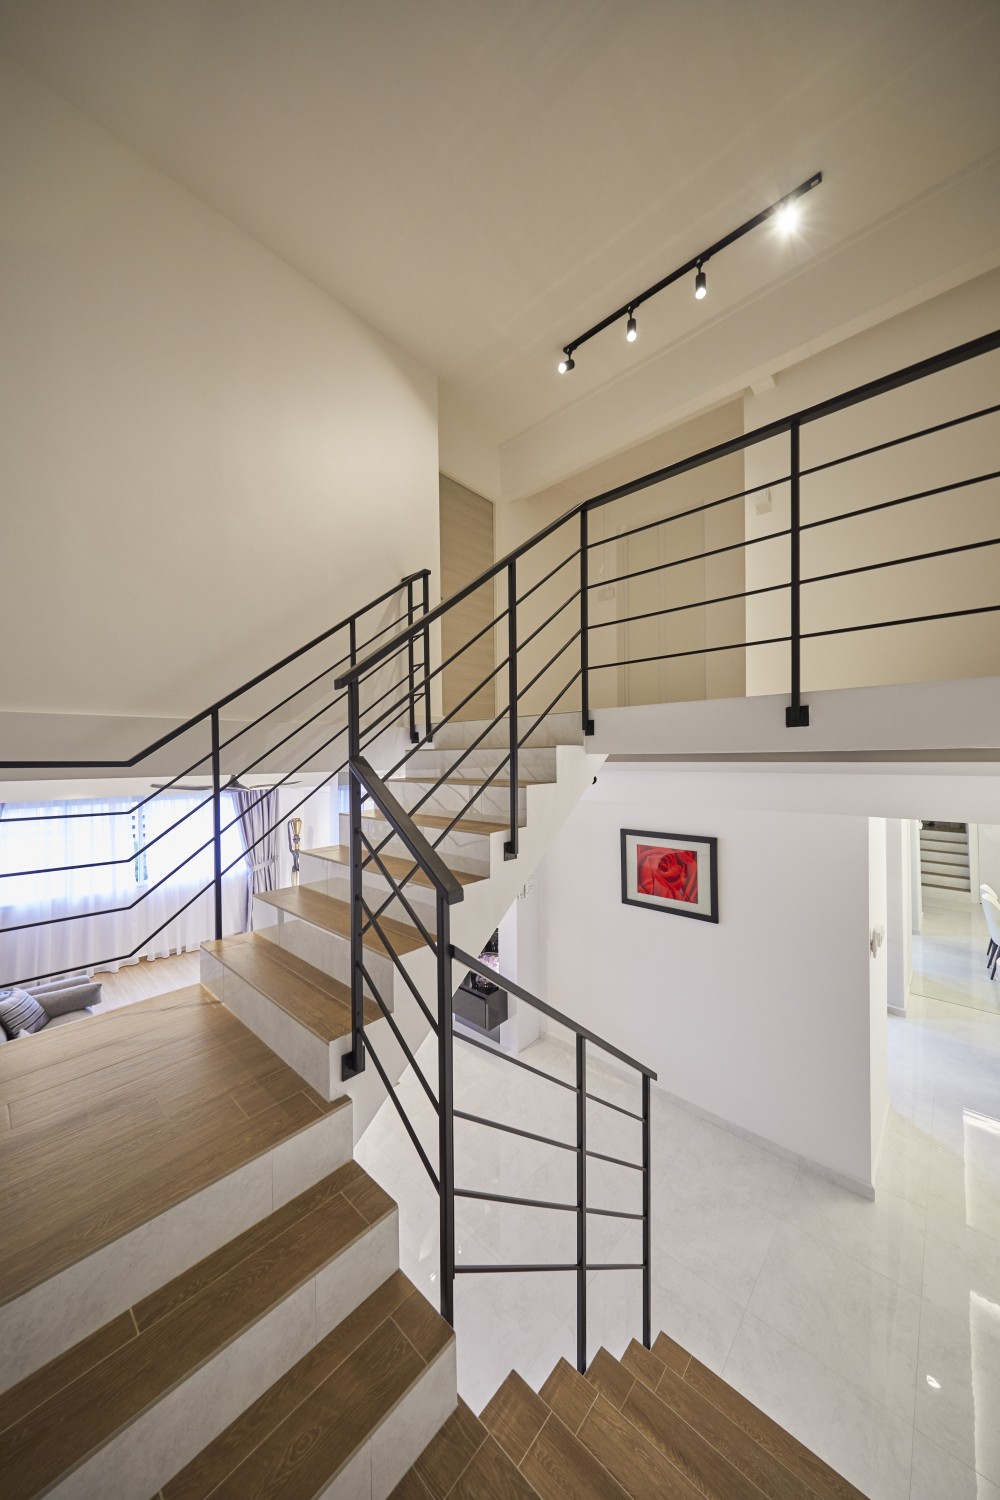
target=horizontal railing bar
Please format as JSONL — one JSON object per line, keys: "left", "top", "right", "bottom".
{"left": 455, "top": 1188, "right": 576, "bottom": 1212}
{"left": 358, "top": 892, "right": 440, "bottom": 1028}
{"left": 516, "top": 547, "right": 581, "bottom": 607}
{"left": 455, "top": 948, "right": 658, "bottom": 1079}
{"left": 360, "top": 962, "right": 440, "bottom": 1106}
{"left": 803, "top": 602, "right": 1000, "bottom": 641}
{"left": 453, "top": 1030, "right": 578, "bottom": 1092}
{"left": 589, "top": 632, "right": 791, "bottom": 670}
{"left": 0, "top": 792, "right": 215, "bottom": 879}
{"left": 519, "top": 591, "right": 582, "bottom": 654}
{"left": 587, "top": 1205, "right": 645, "bottom": 1220}
{"left": 586, "top": 1148, "right": 644, "bottom": 1171}
{"left": 801, "top": 401, "right": 1000, "bottom": 479}
{"left": 517, "top": 670, "right": 583, "bottom": 751}
{"left": 589, "top": 577, "right": 789, "bottom": 632}
{"left": 362, "top": 1034, "right": 440, "bottom": 1191}
{"left": 337, "top": 330, "right": 1000, "bottom": 688}
{"left": 359, "top": 831, "right": 438, "bottom": 954}
{"left": 0, "top": 574, "right": 421, "bottom": 771}
{"left": 514, "top": 632, "right": 579, "bottom": 703}
{"left": 453, "top": 1109, "right": 576, "bottom": 1152}
{"left": 802, "top": 535, "right": 1000, "bottom": 588}
{"left": 800, "top": 469, "right": 1000, "bottom": 534}
{"left": 235, "top": 694, "right": 347, "bottom": 778}
{"left": 594, "top": 525, "right": 791, "bottom": 592}
{"left": 587, "top": 472, "right": 788, "bottom": 549}
{"left": 587, "top": 1263, "right": 645, "bottom": 1272}
{"left": 586, "top": 1091, "right": 645, "bottom": 1121}
{"left": 454, "top": 1264, "right": 578, "bottom": 1274}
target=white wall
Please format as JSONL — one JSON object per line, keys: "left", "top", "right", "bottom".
{"left": 0, "top": 57, "right": 439, "bottom": 751}
{"left": 531, "top": 766, "right": 882, "bottom": 1191}
{"left": 885, "top": 819, "right": 913, "bottom": 1015}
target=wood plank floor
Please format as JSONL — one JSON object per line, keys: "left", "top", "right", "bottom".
{"left": 256, "top": 884, "right": 429, "bottom": 955}
{"left": 0, "top": 986, "right": 347, "bottom": 1304}
{"left": 203, "top": 933, "right": 379, "bottom": 1040}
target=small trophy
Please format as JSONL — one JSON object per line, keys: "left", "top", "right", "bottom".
{"left": 287, "top": 817, "right": 303, "bottom": 885}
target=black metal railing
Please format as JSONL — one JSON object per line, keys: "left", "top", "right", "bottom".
{"left": 0, "top": 570, "right": 432, "bottom": 988}
{"left": 323, "top": 326, "right": 998, "bottom": 1361}
{"left": 337, "top": 759, "right": 655, "bottom": 1369}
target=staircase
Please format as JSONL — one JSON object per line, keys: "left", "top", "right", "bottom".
{"left": 200, "top": 713, "right": 604, "bottom": 1139}
{"left": 919, "top": 820, "right": 971, "bottom": 894}
{"left": 391, "top": 1333, "right": 864, "bottom": 1500}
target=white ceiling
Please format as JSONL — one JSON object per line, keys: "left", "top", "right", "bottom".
{"left": 2, "top": 0, "right": 999, "bottom": 470}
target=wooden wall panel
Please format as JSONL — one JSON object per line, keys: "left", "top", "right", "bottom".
{"left": 439, "top": 476, "right": 496, "bottom": 720}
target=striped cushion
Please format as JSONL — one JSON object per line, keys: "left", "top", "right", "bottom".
{"left": 0, "top": 989, "right": 48, "bottom": 1038}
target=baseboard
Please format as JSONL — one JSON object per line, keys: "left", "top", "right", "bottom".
{"left": 652, "top": 1081, "right": 877, "bottom": 1201}
{"left": 888, "top": 1004, "right": 908, "bottom": 1017}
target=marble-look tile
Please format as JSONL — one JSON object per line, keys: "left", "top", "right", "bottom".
{"left": 909, "top": 1430, "right": 1000, "bottom": 1500}
{"left": 652, "top": 1156, "right": 780, "bottom": 1305}
{"left": 782, "top": 1167, "right": 927, "bottom": 1292}
{"left": 221, "top": 967, "right": 331, "bottom": 1098}
{"left": 650, "top": 1250, "right": 744, "bottom": 1374}
{"left": 681, "top": 1117, "right": 799, "bottom": 1215}
{"left": 48, "top": 1280, "right": 316, "bottom": 1500}
{"left": 923, "top": 1218, "right": 1000, "bottom": 1324}
{"left": 272, "top": 1103, "right": 353, "bottom": 1208}
{"left": 371, "top": 1343, "right": 457, "bottom": 1500}
{"left": 914, "top": 1296, "right": 1000, "bottom": 1485}
{"left": 747, "top": 1219, "right": 922, "bottom": 1422}
{"left": 315, "top": 1210, "right": 399, "bottom": 1336}
{"left": 318, "top": 1442, "right": 371, "bottom": 1500}
{"left": 723, "top": 1313, "right": 913, "bottom": 1500}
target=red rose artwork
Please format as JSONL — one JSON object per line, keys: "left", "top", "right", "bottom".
{"left": 636, "top": 844, "right": 698, "bottom": 904}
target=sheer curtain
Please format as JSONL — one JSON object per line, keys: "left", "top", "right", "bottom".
{"left": 233, "top": 788, "right": 279, "bottom": 931}
{"left": 0, "top": 794, "right": 244, "bottom": 985}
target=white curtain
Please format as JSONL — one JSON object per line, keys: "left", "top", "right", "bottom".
{"left": 0, "top": 794, "right": 245, "bottom": 986}
{"left": 233, "top": 788, "right": 279, "bottom": 931}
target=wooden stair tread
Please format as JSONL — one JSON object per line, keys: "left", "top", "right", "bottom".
{"left": 0, "top": 988, "right": 347, "bottom": 1305}
{"left": 589, "top": 1341, "right": 862, "bottom": 1500}
{"left": 305, "top": 845, "right": 485, "bottom": 887}
{"left": 482, "top": 1370, "right": 629, "bottom": 1499}
{"left": 391, "top": 775, "right": 548, "bottom": 788}
{"left": 362, "top": 808, "right": 508, "bottom": 836}
{"left": 389, "top": 1398, "right": 490, "bottom": 1498}
{"left": 203, "top": 932, "right": 380, "bottom": 1040}
{"left": 165, "top": 1271, "right": 453, "bottom": 1500}
{"left": 255, "top": 883, "right": 428, "bottom": 955}
{"left": 0, "top": 1162, "right": 394, "bottom": 1500}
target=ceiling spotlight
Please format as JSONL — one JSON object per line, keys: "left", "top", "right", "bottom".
{"left": 694, "top": 264, "right": 707, "bottom": 300}
{"left": 626, "top": 311, "right": 637, "bottom": 343}
{"left": 775, "top": 200, "right": 800, "bottom": 234}
{"left": 558, "top": 353, "right": 575, "bottom": 374}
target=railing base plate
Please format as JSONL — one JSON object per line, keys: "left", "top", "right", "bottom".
{"left": 785, "top": 703, "right": 810, "bottom": 727}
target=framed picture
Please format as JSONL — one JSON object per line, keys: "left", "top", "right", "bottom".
{"left": 620, "top": 828, "right": 718, "bottom": 923}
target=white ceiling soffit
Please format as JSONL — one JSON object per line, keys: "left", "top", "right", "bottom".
{"left": 2, "top": 0, "right": 999, "bottom": 493}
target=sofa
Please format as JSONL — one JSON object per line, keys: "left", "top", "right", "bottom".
{"left": 0, "top": 977, "right": 103, "bottom": 1041}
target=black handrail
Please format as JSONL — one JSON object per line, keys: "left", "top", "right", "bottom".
{"left": 336, "top": 328, "right": 1000, "bottom": 690}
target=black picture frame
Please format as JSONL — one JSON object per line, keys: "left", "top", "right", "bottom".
{"left": 620, "top": 828, "right": 719, "bottom": 923}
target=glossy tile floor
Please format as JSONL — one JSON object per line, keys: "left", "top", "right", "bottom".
{"left": 912, "top": 894, "right": 1000, "bottom": 1016}
{"left": 357, "top": 992, "right": 1000, "bottom": 1500}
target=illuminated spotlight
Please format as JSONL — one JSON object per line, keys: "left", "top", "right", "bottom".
{"left": 694, "top": 264, "right": 707, "bottom": 300}
{"left": 775, "top": 199, "right": 800, "bottom": 234}
{"left": 558, "top": 353, "right": 576, "bottom": 374}
{"left": 626, "top": 310, "right": 637, "bottom": 342}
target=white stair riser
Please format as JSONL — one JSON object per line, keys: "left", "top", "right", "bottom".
{"left": 296, "top": 864, "right": 439, "bottom": 932}
{"left": 387, "top": 777, "right": 528, "bottom": 826}
{"left": 48, "top": 1212, "right": 399, "bottom": 1500}
{"left": 432, "top": 711, "right": 583, "bottom": 750}
{"left": 0, "top": 1097, "right": 353, "bottom": 1394}
{"left": 252, "top": 905, "right": 397, "bottom": 1004}
{"left": 405, "top": 746, "right": 557, "bottom": 781}
{"left": 348, "top": 815, "right": 495, "bottom": 877}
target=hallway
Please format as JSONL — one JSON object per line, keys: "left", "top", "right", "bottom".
{"left": 357, "top": 991, "right": 1000, "bottom": 1499}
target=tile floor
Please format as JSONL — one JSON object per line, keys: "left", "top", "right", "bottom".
{"left": 356, "top": 989, "right": 1000, "bottom": 1499}
{"left": 912, "top": 894, "right": 999, "bottom": 1016}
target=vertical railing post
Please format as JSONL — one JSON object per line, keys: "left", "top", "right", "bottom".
{"left": 785, "top": 420, "right": 810, "bottom": 727}
{"left": 342, "top": 679, "right": 366, "bottom": 1080}
{"left": 576, "top": 1033, "right": 588, "bottom": 1373}
{"left": 641, "top": 1072, "right": 652, "bottom": 1349}
{"left": 421, "top": 570, "right": 433, "bottom": 743}
{"left": 406, "top": 578, "right": 419, "bottom": 743}
{"left": 579, "top": 509, "right": 594, "bottom": 736}
{"left": 505, "top": 559, "right": 519, "bottom": 860}
{"left": 210, "top": 708, "right": 223, "bottom": 941}
{"left": 438, "top": 905, "right": 455, "bottom": 1325}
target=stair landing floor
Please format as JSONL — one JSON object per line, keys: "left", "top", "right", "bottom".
{"left": 0, "top": 986, "right": 348, "bottom": 1309}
